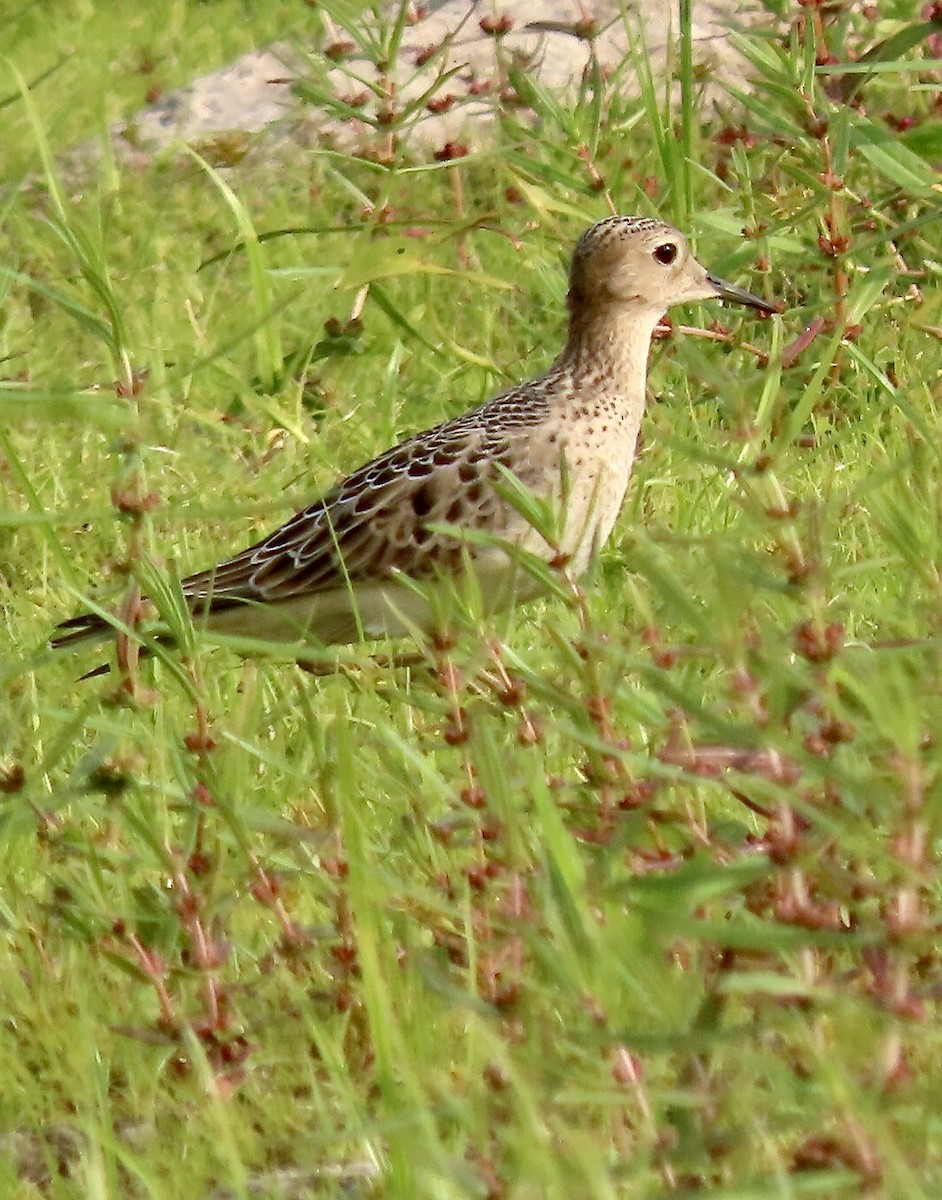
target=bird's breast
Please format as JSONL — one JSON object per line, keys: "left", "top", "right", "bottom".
{"left": 507, "top": 395, "right": 644, "bottom": 576}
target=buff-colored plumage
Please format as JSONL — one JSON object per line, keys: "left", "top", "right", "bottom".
{"left": 52, "top": 216, "right": 774, "bottom": 654}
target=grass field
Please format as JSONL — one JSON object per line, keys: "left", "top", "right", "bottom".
{"left": 3, "top": 1, "right": 942, "bottom": 1195}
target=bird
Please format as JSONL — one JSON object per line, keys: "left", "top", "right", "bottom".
{"left": 51, "top": 215, "right": 775, "bottom": 660}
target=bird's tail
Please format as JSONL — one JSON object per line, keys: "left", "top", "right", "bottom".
{"left": 48, "top": 611, "right": 113, "bottom": 650}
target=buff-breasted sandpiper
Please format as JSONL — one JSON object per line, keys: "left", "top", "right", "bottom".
{"left": 52, "top": 216, "right": 775, "bottom": 657}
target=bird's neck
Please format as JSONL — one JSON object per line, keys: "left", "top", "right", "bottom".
{"left": 553, "top": 301, "right": 663, "bottom": 402}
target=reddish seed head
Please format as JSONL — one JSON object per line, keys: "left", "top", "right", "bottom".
{"left": 434, "top": 139, "right": 466, "bottom": 159}
{"left": 461, "top": 785, "right": 487, "bottom": 808}
{"left": 794, "top": 619, "right": 844, "bottom": 663}
{"left": 188, "top": 851, "right": 213, "bottom": 877}
{"left": 426, "top": 93, "right": 456, "bottom": 114}
{"left": 324, "top": 39, "right": 355, "bottom": 60}
{"left": 483, "top": 1061, "right": 510, "bottom": 1090}
{"left": 492, "top": 982, "right": 521, "bottom": 1010}
{"left": 184, "top": 731, "right": 217, "bottom": 753}
{"left": 466, "top": 866, "right": 488, "bottom": 891}
{"left": 619, "top": 781, "right": 656, "bottom": 809}
{"left": 219, "top": 1035, "right": 251, "bottom": 1067}
{"left": 479, "top": 13, "right": 513, "bottom": 35}
{"left": 498, "top": 86, "right": 526, "bottom": 107}
{"left": 114, "top": 370, "right": 148, "bottom": 398}
{"left": 0, "top": 763, "right": 25, "bottom": 794}
{"left": 111, "top": 487, "right": 160, "bottom": 515}
{"left": 612, "top": 1046, "right": 642, "bottom": 1085}
{"left": 251, "top": 872, "right": 282, "bottom": 904}
{"left": 784, "top": 550, "right": 811, "bottom": 585}
{"left": 444, "top": 713, "right": 470, "bottom": 745}
{"left": 819, "top": 714, "right": 854, "bottom": 745}
{"left": 882, "top": 1051, "right": 915, "bottom": 1093}
{"left": 331, "top": 941, "right": 358, "bottom": 966}
{"left": 192, "top": 782, "right": 215, "bottom": 807}
{"left": 480, "top": 819, "right": 502, "bottom": 842}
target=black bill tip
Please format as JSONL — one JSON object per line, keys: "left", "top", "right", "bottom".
{"left": 707, "top": 272, "right": 778, "bottom": 315}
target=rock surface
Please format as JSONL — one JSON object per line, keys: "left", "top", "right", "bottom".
{"left": 118, "top": 1, "right": 761, "bottom": 159}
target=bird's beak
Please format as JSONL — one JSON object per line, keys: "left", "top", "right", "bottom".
{"left": 707, "top": 272, "right": 777, "bottom": 315}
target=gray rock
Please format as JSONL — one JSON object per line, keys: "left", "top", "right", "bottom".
{"left": 114, "top": 1, "right": 760, "bottom": 160}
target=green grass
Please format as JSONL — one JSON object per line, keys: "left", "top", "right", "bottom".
{"left": 1, "top": 0, "right": 312, "bottom": 179}
{"left": 3, "top": 0, "right": 942, "bottom": 1196}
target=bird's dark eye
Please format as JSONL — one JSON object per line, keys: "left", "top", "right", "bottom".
{"left": 653, "top": 242, "right": 678, "bottom": 265}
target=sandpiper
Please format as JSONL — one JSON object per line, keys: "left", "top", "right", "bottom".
{"left": 52, "top": 216, "right": 775, "bottom": 657}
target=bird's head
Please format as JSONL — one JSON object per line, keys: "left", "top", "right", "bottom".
{"left": 568, "top": 215, "right": 776, "bottom": 318}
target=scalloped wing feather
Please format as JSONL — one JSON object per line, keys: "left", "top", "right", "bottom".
{"left": 180, "top": 415, "right": 537, "bottom": 610}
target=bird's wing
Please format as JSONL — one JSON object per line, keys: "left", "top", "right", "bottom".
{"left": 181, "top": 419, "right": 524, "bottom": 609}
{"left": 50, "top": 383, "right": 554, "bottom": 649}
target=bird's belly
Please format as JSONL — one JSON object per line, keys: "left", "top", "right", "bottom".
{"left": 531, "top": 429, "right": 636, "bottom": 577}
{"left": 203, "top": 582, "right": 436, "bottom": 645}
{"left": 203, "top": 552, "right": 542, "bottom": 648}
